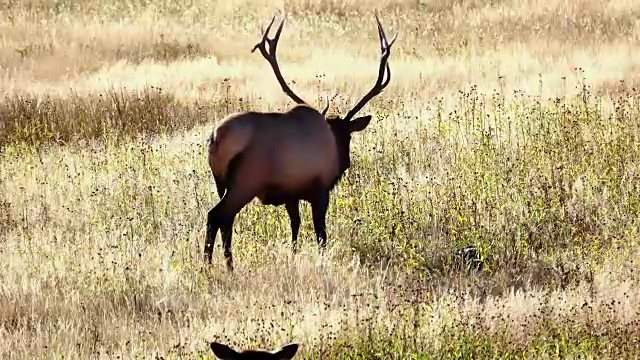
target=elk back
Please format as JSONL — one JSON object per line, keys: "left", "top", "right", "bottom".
{"left": 208, "top": 105, "right": 339, "bottom": 203}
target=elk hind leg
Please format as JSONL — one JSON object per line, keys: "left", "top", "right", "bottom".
{"left": 205, "top": 195, "right": 252, "bottom": 268}
{"left": 220, "top": 213, "right": 236, "bottom": 271}
{"left": 204, "top": 176, "right": 228, "bottom": 263}
{"left": 213, "top": 175, "right": 226, "bottom": 199}
{"left": 205, "top": 152, "right": 245, "bottom": 266}
{"left": 205, "top": 203, "right": 220, "bottom": 264}
{"left": 205, "top": 176, "right": 228, "bottom": 263}
{"left": 210, "top": 185, "right": 256, "bottom": 271}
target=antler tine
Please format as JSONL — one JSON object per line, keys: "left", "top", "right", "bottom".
{"left": 343, "top": 15, "right": 397, "bottom": 122}
{"left": 375, "top": 14, "right": 397, "bottom": 53}
{"left": 251, "top": 15, "right": 277, "bottom": 53}
{"left": 251, "top": 15, "right": 307, "bottom": 105}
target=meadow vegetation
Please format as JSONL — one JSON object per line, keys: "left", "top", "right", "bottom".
{"left": 1, "top": 0, "right": 640, "bottom": 358}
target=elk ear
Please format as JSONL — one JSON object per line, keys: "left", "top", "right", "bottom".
{"left": 273, "top": 343, "right": 299, "bottom": 359}
{"left": 210, "top": 342, "right": 240, "bottom": 360}
{"left": 348, "top": 115, "right": 372, "bottom": 133}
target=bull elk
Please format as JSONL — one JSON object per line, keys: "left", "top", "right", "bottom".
{"left": 205, "top": 14, "right": 396, "bottom": 270}
{"left": 210, "top": 342, "right": 299, "bottom": 360}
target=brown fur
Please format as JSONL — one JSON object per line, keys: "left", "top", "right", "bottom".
{"left": 208, "top": 104, "right": 339, "bottom": 204}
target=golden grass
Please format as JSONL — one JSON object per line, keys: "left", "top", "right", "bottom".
{"left": 2, "top": 0, "right": 640, "bottom": 102}
{"left": 1, "top": 0, "right": 640, "bottom": 358}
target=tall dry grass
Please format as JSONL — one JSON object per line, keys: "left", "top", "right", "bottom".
{"left": 1, "top": 0, "right": 640, "bottom": 358}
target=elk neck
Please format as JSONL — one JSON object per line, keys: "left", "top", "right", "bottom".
{"left": 327, "top": 117, "right": 353, "bottom": 189}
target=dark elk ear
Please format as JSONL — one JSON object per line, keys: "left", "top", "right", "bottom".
{"left": 210, "top": 342, "right": 240, "bottom": 360}
{"left": 348, "top": 115, "right": 372, "bottom": 133}
{"left": 273, "top": 343, "right": 299, "bottom": 359}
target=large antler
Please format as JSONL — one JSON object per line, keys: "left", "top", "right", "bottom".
{"left": 343, "top": 15, "right": 397, "bottom": 122}
{"left": 252, "top": 16, "right": 309, "bottom": 107}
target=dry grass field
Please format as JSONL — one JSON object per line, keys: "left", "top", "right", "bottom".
{"left": 1, "top": 0, "right": 640, "bottom": 358}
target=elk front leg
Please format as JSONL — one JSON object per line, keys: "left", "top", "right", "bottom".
{"left": 310, "top": 192, "right": 329, "bottom": 250}
{"left": 285, "top": 200, "right": 301, "bottom": 253}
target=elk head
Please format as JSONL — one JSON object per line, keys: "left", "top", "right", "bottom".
{"left": 252, "top": 14, "right": 397, "bottom": 176}
{"left": 210, "top": 342, "right": 299, "bottom": 360}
